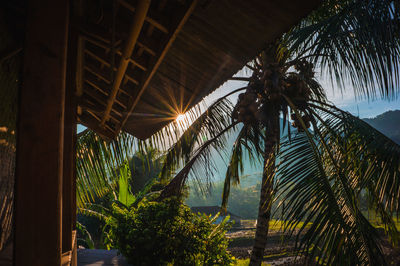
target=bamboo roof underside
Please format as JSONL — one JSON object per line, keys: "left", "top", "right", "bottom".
{"left": 75, "top": 0, "right": 320, "bottom": 140}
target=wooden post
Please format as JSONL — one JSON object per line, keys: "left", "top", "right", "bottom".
{"left": 62, "top": 16, "right": 78, "bottom": 265}
{"left": 14, "top": 0, "right": 69, "bottom": 265}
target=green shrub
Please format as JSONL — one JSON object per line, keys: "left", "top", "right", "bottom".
{"left": 104, "top": 197, "right": 236, "bottom": 265}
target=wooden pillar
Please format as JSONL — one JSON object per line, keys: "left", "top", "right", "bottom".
{"left": 62, "top": 16, "right": 78, "bottom": 265}
{"left": 14, "top": 0, "right": 69, "bottom": 265}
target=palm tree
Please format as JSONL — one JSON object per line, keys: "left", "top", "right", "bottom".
{"left": 156, "top": 0, "right": 400, "bottom": 265}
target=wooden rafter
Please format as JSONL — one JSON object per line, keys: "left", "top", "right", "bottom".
{"left": 100, "top": 0, "right": 151, "bottom": 126}
{"left": 117, "top": 0, "right": 198, "bottom": 133}
{"left": 118, "top": 0, "right": 169, "bottom": 34}
{"left": 78, "top": 112, "right": 115, "bottom": 140}
{"left": 84, "top": 77, "right": 127, "bottom": 109}
{"left": 84, "top": 39, "right": 148, "bottom": 71}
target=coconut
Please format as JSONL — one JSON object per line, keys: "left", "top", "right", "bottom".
{"left": 249, "top": 102, "right": 258, "bottom": 113}
{"left": 302, "top": 115, "right": 310, "bottom": 122}
{"left": 246, "top": 92, "right": 257, "bottom": 101}
{"left": 245, "top": 114, "right": 253, "bottom": 122}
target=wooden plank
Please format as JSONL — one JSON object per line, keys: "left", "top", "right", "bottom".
{"left": 14, "top": 0, "right": 69, "bottom": 265}
{"left": 118, "top": 0, "right": 198, "bottom": 133}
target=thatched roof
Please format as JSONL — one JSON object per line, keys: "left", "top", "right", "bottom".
{"left": 75, "top": 0, "right": 320, "bottom": 139}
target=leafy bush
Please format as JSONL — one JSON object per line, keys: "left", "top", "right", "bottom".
{"left": 104, "top": 197, "right": 235, "bottom": 265}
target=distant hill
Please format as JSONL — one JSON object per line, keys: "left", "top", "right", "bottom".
{"left": 363, "top": 110, "right": 400, "bottom": 144}
{"left": 187, "top": 111, "right": 400, "bottom": 217}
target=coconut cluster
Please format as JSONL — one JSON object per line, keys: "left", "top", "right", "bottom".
{"left": 290, "top": 113, "right": 311, "bottom": 131}
{"left": 232, "top": 59, "right": 314, "bottom": 130}
{"left": 284, "top": 75, "right": 311, "bottom": 110}
{"left": 294, "top": 60, "right": 314, "bottom": 78}
{"left": 232, "top": 89, "right": 260, "bottom": 124}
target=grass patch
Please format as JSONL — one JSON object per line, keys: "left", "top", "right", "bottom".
{"left": 235, "top": 259, "right": 270, "bottom": 266}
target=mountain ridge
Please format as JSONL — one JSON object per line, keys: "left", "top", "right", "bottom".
{"left": 363, "top": 110, "right": 400, "bottom": 144}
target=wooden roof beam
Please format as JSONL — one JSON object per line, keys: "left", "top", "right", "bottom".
{"left": 118, "top": 0, "right": 169, "bottom": 34}
{"left": 101, "top": 0, "right": 151, "bottom": 126}
{"left": 117, "top": 0, "right": 198, "bottom": 133}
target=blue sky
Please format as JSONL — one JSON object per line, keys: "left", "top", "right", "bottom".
{"left": 202, "top": 73, "right": 400, "bottom": 120}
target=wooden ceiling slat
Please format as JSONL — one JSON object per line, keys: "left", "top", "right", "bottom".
{"left": 80, "top": 96, "right": 123, "bottom": 122}
{"left": 84, "top": 49, "right": 113, "bottom": 69}
{"left": 84, "top": 65, "right": 111, "bottom": 84}
{"left": 84, "top": 77, "right": 127, "bottom": 109}
{"left": 124, "top": 74, "right": 140, "bottom": 85}
{"left": 135, "top": 41, "right": 156, "bottom": 56}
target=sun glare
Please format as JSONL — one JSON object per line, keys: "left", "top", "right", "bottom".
{"left": 176, "top": 113, "right": 186, "bottom": 123}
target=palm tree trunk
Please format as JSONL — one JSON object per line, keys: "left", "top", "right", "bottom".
{"left": 250, "top": 115, "right": 279, "bottom": 265}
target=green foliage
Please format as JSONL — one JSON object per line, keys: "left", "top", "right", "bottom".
{"left": 76, "top": 221, "right": 95, "bottom": 249}
{"left": 234, "top": 259, "right": 270, "bottom": 266}
{"left": 117, "top": 162, "right": 135, "bottom": 207}
{"left": 77, "top": 145, "right": 169, "bottom": 249}
{"left": 104, "top": 198, "right": 235, "bottom": 265}
{"left": 186, "top": 181, "right": 261, "bottom": 219}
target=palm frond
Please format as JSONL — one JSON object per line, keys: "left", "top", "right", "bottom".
{"left": 306, "top": 102, "right": 400, "bottom": 245}
{"left": 222, "top": 124, "right": 264, "bottom": 211}
{"left": 76, "top": 130, "right": 136, "bottom": 208}
{"left": 144, "top": 87, "right": 245, "bottom": 153}
{"left": 287, "top": 0, "right": 400, "bottom": 99}
{"left": 159, "top": 123, "right": 237, "bottom": 199}
{"left": 308, "top": 101, "right": 400, "bottom": 215}
{"left": 276, "top": 97, "right": 400, "bottom": 264}
{"left": 158, "top": 89, "right": 242, "bottom": 184}
{"left": 276, "top": 132, "right": 386, "bottom": 265}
